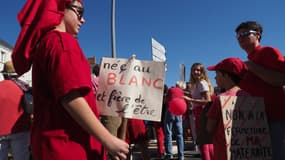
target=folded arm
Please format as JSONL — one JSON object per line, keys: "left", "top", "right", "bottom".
{"left": 245, "top": 60, "right": 285, "bottom": 87}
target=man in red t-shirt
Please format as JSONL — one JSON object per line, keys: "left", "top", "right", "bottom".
{"left": 235, "top": 21, "right": 285, "bottom": 160}
{"left": 12, "top": 0, "right": 129, "bottom": 160}
{"left": 0, "top": 61, "right": 32, "bottom": 160}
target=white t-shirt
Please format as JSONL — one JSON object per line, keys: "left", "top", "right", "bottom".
{"left": 190, "top": 79, "right": 209, "bottom": 107}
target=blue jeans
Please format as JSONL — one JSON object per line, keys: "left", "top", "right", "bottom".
{"left": 164, "top": 110, "right": 184, "bottom": 158}
{"left": 269, "top": 121, "right": 285, "bottom": 160}
{"left": 0, "top": 131, "right": 30, "bottom": 160}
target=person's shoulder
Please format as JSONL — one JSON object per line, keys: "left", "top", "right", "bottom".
{"left": 0, "top": 80, "right": 12, "bottom": 85}
{"left": 0, "top": 80, "right": 22, "bottom": 92}
{"left": 236, "top": 89, "right": 251, "bottom": 96}
{"left": 168, "top": 86, "right": 182, "bottom": 92}
{"left": 199, "top": 79, "right": 208, "bottom": 85}
{"left": 197, "top": 80, "right": 209, "bottom": 89}
{"left": 44, "top": 30, "right": 79, "bottom": 52}
{"left": 259, "top": 46, "right": 283, "bottom": 56}
{"left": 251, "top": 45, "right": 284, "bottom": 62}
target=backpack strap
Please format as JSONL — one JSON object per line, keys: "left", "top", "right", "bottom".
{"left": 11, "top": 78, "right": 30, "bottom": 92}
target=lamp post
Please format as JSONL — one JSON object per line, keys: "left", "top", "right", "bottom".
{"left": 111, "top": 0, "right": 116, "bottom": 58}
{"left": 110, "top": 0, "right": 128, "bottom": 141}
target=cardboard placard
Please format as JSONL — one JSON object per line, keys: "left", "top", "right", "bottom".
{"left": 220, "top": 96, "right": 272, "bottom": 160}
{"left": 96, "top": 57, "right": 165, "bottom": 121}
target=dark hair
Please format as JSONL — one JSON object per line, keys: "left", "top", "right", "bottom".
{"left": 163, "top": 84, "right": 168, "bottom": 94}
{"left": 219, "top": 70, "right": 242, "bottom": 85}
{"left": 92, "top": 64, "right": 100, "bottom": 76}
{"left": 235, "top": 21, "right": 263, "bottom": 41}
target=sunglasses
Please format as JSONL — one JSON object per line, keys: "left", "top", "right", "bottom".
{"left": 66, "top": 4, "right": 84, "bottom": 20}
{"left": 236, "top": 30, "right": 257, "bottom": 39}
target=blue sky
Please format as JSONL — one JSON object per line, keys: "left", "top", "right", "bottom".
{"left": 1, "top": 0, "right": 285, "bottom": 87}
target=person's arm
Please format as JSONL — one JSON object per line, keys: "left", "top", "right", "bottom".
{"left": 183, "top": 91, "right": 211, "bottom": 106}
{"left": 61, "top": 91, "right": 129, "bottom": 160}
{"left": 244, "top": 60, "right": 285, "bottom": 86}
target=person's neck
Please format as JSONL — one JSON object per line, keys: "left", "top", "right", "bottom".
{"left": 54, "top": 22, "right": 66, "bottom": 32}
{"left": 245, "top": 43, "right": 260, "bottom": 55}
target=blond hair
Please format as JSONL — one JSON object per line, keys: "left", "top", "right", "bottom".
{"left": 189, "top": 63, "right": 214, "bottom": 95}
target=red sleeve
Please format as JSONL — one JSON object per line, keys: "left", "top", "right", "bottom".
{"left": 47, "top": 32, "right": 92, "bottom": 101}
{"left": 248, "top": 46, "right": 285, "bottom": 72}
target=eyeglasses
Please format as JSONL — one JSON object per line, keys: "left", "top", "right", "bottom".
{"left": 66, "top": 4, "right": 84, "bottom": 20}
{"left": 236, "top": 30, "right": 257, "bottom": 39}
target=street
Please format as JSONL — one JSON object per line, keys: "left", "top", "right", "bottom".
{"left": 130, "top": 139, "right": 201, "bottom": 160}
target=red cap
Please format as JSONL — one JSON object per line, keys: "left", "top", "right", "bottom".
{"left": 207, "top": 57, "right": 248, "bottom": 78}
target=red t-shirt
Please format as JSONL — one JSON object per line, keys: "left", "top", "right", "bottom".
{"left": 207, "top": 89, "right": 249, "bottom": 160}
{"left": 0, "top": 80, "right": 31, "bottom": 135}
{"left": 239, "top": 45, "right": 285, "bottom": 121}
{"left": 31, "top": 30, "right": 104, "bottom": 160}
{"left": 125, "top": 119, "right": 148, "bottom": 144}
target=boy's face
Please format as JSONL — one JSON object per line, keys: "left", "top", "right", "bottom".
{"left": 236, "top": 28, "right": 260, "bottom": 54}
{"left": 215, "top": 71, "right": 225, "bottom": 89}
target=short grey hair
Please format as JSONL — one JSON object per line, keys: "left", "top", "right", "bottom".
{"left": 176, "top": 81, "right": 186, "bottom": 89}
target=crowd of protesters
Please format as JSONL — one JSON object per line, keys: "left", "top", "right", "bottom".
{"left": 0, "top": 0, "right": 284, "bottom": 159}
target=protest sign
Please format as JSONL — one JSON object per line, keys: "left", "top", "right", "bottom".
{"left": 220, "top": 96, "right": 272, "bottom": 160}
{"left": 96, "top": 57, "right": 165, "bottom": 121}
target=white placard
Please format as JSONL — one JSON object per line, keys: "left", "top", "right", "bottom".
{"left": 96, "top": 57, "right": 166, "bottom": 121}
{"left": 152, "top": 38, "right": 166, "bottom": 62}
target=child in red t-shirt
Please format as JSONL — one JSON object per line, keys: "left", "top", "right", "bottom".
{"left": 206, "top": 57, "right": 249, "bottom": 160}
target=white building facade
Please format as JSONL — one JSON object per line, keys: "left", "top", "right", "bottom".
{"left": 0, "top": 39, "right": 32, "bottom": 86}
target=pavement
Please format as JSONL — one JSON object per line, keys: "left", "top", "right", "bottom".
{"left": 130, "top": 138, "right": 201, "bottom": 160}
{"left": 8, "top": 138, "right": 201, "bottom": 160}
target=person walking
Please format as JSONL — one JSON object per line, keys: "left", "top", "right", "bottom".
{"left": 164, "top": 81, "right": 186, "bottom": 160}
{"left": 235, "top": 21, "right": 285, "bottom": 160}
{"left": 12, "top": 0, "right": 129, "bottom": 159}
{"left": 0, "top": 61, "right": 32, "bottom": 160}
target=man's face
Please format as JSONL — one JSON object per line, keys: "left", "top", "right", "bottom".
{"left": 236, "top": 28, "right": 260, "bottom": 53}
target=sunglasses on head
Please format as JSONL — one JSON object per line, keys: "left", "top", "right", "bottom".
{"left": 236, "top": 30, "right": 257, "bottom": 39}
{"left": 66, "top": 4, "right": 84, "bottom": 20}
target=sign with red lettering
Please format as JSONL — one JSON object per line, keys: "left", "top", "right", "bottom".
{"left": 96, "top": 57, "right": 165, "bottom": 121}
{"left": 220, "top": 96, "right": 272, "bottom": 160}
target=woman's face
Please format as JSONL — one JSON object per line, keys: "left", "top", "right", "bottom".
{"left": 191, "top": 65, "right": 202, "bottom": 79}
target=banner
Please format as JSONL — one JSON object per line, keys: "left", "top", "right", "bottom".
{"left": 96, "top": 57, "right": 165, "bottom": 121}
{"left": 220, "top": 96, "right": 272, "bottom": 160}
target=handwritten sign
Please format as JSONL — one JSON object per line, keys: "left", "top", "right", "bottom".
{"left": 220, "top": 96, "right": 272, "bottom": 160}
{"left": 96, "top": 57, "right": 165, "bottom": 121}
